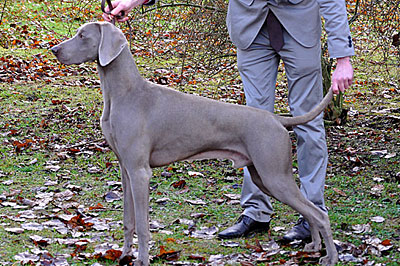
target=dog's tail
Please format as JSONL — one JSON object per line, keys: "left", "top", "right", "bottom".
{"left": 276, "top": 88, "right": 333, "bottom": 127}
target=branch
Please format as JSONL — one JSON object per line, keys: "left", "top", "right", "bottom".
{"left": 348, "top": 0, "right": 360, "bottom": 25}
{"left": 205, "top": 53, "right": 237, "bottom": 64}
{"left": 142, "top": 3, "right": 225, "bottom": 14}
{"left": 0, "top": 0, "right": 7, "bottom": 26}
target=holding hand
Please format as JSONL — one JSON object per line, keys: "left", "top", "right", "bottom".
{"left": 102, "top": 0, "right": 148, "bottom": 22}
{"left": 331, "top": 56, "right": 354, "bottom": 94}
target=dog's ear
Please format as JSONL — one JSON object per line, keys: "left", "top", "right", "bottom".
{"left": 98, "top": 22, "right": 128, "bottom": 67}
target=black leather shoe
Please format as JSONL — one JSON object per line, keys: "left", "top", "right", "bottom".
{"left": 282, "top": 217, "right": 311, "bottom": 242}
{"left": 218, "top": 215, "right": 270, "bottom": 239}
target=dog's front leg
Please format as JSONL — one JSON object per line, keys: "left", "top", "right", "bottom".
{"left": 127, "top": 165, "right": 152, "bottom": 266}
{"left": 120, "top": 165, "right": 136, "bottom": 259}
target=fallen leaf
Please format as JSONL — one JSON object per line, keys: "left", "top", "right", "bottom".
{"left": 338, "top": 253, "right": 363, "bottom": 263}
{"left": 14, "top": 252, "right": 40, "bottom": 263}
{"left": 172, "top": 218, "right": 195, "bottom": 227}
{"left": 185, "top": 199, "right": 206, "bottom": 205}
{"left": 188, "top": 171, "right": 204, "bottom": 177}
{"left": 30, "top": 235, "right": 50, "bottom": 247}
{"left": 93, "top": 221, "right": 110, "bottom": 231}
{"left": 256, "top": 249, "right": 280, "bottom": 262}
{"left": 43, "top": 219, "right": 66, "bottom": 228}
{"left": 221, "top": 241, "right": 240, "bottom": 247}
{"left": 21, "top": 222, "right": 44, "bottom": 231}
{"left": 190, "top": 212, "right": 206, "bottom": 219}
{"left": 66, "top": 184, "right": 82, "bottom": 191}
{"left": 155, "top": 245, "right": 181, "bottom": 261}
{"left": 27, "top": 158, "right": 38, "bottom": 165}
{"left": 44, "top": 180, "right": 58, "bottom": 186}
{"left": 352, "top": 224, "right": 372, "bottom": 234}
{"left": 370, "top": 150, "right": 387, "bottom": 156}
{"left": 88, "top": 166, "right": 102, "bottom": 174}
{"left": 54, "top": 189, "right": 74, "bottom": 200}
{"left": 272, "top": 226, "right": 286, "bottom": 232}
{"left": 261, "top": 240, "right": 280, "bottom": 251}
{"left": 118, "top": 255, "right": 134, "bottom": 265}
{"left": 94, "top": 243, "right": 120, "bottom": 254}
{"left": 2, "top": 180, "right": 13, "bottom": 185}
{"left": 89, "top": 203, "right": 104, "bottom": 210}
{"left": 45, "top": 165, "right": 61, "bottom": 172}
{"left": 150, "top": 220, "right": 165, "bottom": 231}
{"left": 103, "top": 249, "right": 122, "bottom": 261}
{"left": 188, "top": 254, "right": 206, "bottom": 262}
{"left": 191, "top": 226, "right": 218, "bottom": 239}
{"left": 209, "top": 254, "right": 225, "bottom": 263}
{"left": 246, "top": 239, "right": 264, "bottom": 253}
{"left": 161, "top": 171, "right": 173, "bottom": 178}
{"left": 224, "top": 193, "right": 241, "bottom": 200}
{"left": 333, "top": 187, "right": 347, "bottom": 197}
{"left": 104, "top": 191, "right": 121, "bottom": 202}
{"left": 155, "top": 197, "right": 170, "bottom": 204}
{"left": 166, "top": 238, "right": 176, "bottom": 243}
{"left": 1, "top": 201, "right": 17, "bottom": 207}
{"left": 5, "top": 227, "right": 24, "bottom": 234}
{"left": 18, "top": 210, "right": 36, "bottom": 219}
{"left": 370, "top": 216, "right": 385, "bottom": 223}
{"left": 290, "top": 250, "right": 321, "bottom": 264}
{"left": 171, "top": 179, "right": 186, "bottom": 189}
{"left": 384, "top": 152, "right": 396, "bottom": 159}
{"left": 67, "top": 214, "right": 94, "bottom": 231}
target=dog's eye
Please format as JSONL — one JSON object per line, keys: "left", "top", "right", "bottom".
{"left": 79, "top": 32, "right": 85, "bottom": 39}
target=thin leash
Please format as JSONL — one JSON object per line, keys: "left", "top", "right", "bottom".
{"left": 101, "top": 0, "right": 133, "bottom": 50}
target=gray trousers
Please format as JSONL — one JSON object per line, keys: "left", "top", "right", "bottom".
{"left": 237, "top": 20, "right": 328, "bottom": 223}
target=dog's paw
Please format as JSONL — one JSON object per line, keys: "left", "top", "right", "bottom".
{"left": 319, "top": 255, "right": 338, "bottom": 266}
{"left": 304, "top": 241, "right": 321, "bottom": 252}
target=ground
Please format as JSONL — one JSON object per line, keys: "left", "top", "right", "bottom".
{"left": 0, "top": 0, "right": 399, "bottom": 265}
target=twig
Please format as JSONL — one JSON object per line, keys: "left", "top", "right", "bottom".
{"left": 31, "top": 20, "right": 70, "bottom": 40}
{"left": 348, "top": 0, "right": 360, "bottom": 25}
{"left": 206, "top": 53, "right": 237, "bottom": 63}
{"left": 63, "top": 138, "right": 105, "bottom": 150}
{"left": 66, "top": 0, "right": 93, "bottom": 37}
{"left": 0, "top": 0, "right": 7, "bottom": 26}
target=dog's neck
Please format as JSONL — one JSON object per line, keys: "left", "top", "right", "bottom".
{"left": 97, "top": 46, "right": 145, "bottom": 98}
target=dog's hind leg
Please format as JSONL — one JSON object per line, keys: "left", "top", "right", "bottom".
{"left": 257, "top": 172, "right": 337, "bottom": 265}
{"left": 249, "top": 146, "right": 337, "bottom": 265}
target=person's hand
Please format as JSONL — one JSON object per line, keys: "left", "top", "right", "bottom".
{"left": 330, "top": 56, "right": 353, "bottom": 94}
{"left": 102, "top": 0, "right": 147, "bottom": 22}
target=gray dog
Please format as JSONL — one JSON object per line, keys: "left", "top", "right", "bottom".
{"left": 51, "top": 22, "right": 337, "bottom": 265}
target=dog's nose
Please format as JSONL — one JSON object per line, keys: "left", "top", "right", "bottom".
{"left": 51, "top": 46, "right": 60, "bottom": 55}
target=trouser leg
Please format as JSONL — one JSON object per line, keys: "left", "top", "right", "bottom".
{"left": 236, "top": 22, "right": 328, "bottom": 223}
{"left": 279, "top": 29, "right": 328, "bottom": 212}
{"left": 236, "top": 27, "right": 281, "bottom": 222}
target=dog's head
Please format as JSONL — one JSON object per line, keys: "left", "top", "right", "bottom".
{"left": 51, "top": 22, "right": 128, "bottom": 67}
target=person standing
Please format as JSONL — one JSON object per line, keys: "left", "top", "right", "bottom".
{"left": 218, "top": 0, "right": 354, "bottom": 241}
{"left": 103, "top": 0, "right": 354, "bottom": 242}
